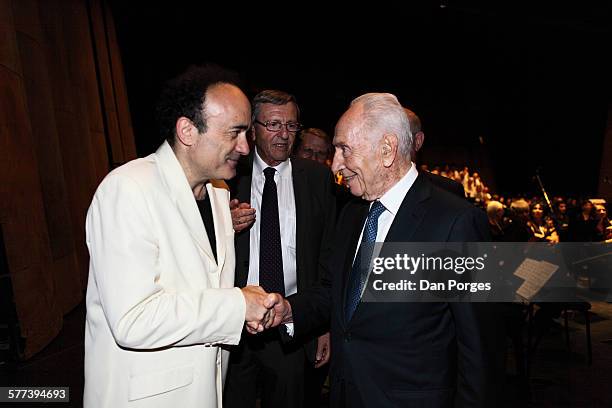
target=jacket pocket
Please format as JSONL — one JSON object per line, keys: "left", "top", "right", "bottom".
{"left": 128, "top": 364, "right": 194, "bottom": 401}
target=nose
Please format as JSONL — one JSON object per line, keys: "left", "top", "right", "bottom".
{"left": 277, "top": 126, "right": 290, "bottom": 140}
{"left": 331, "top": 148, "right": 344, "bottom": 174}
{"left": 236, "top": 132, "right": 250, "bottom": 156}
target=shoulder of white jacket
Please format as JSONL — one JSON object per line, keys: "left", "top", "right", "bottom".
{"left": 95, "top": 155, "right": 158, "bottom": 192}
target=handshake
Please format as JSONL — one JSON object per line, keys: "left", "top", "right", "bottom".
{"left": 241, "top": 286, "right": 293, "bottom": 334}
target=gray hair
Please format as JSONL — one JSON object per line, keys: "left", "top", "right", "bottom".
{"left": 350, "top": 93, "right": 412, "bottom": 158}
{"left": 251, "top": 89, "right": 300, "bottom": 123}
{"left": 404, "top": 108, "right": 422, "bottom": 134}
{"left": 510, "top": 199, "right": 529, "bottom": 214}
{"left": 486, "top": 201, "right": 504, "bottom": 217}
{"left": 300, "top": 127, "right": 329, "bottom": 142}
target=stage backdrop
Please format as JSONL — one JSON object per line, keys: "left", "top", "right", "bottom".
{"left": 598, "top": 105, "right": 612, "bottom": 202}
{"left": 0, "top": 0, "right": 135, "bottom": 359}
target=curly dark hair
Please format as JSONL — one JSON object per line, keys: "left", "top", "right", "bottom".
{"left": 156, "top": 64, "right": 242, "bottom": 146}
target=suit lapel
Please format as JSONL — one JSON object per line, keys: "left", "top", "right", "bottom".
{"left": 236, "top": 165, "right": 252, "bottom": 204}
{"left": 385, "top": 173, "right": 431, "bottom": 243}
{"left": 207, "top": 182, "right": 229, "bottom": 277}
{"left": 340, "top": 200, "right": 369, "bottom": 327}
{"left": 155, "top": 142, "right": 216, "bottom": 263}
{"left": 232, "top": 155, "right": 254, "bottom": 287}
{"left": 291, "top": 159, "right": 308, "bottom": 292}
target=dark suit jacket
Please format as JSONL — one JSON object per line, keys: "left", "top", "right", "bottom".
{"left": 422, "top": 170, "right": 466, "bottom": 198}
{"left": 290, "top": 173, "right": 499, "bottom": 408}
{"left": 230, "top": 156, "right": 336, "bottom": 355}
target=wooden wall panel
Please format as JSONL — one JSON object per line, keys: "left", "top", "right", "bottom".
{"left": 47, "top": 0, "right": 120, "bottom": 286}
{"left": 17, "top": 34, "right": 72, "bottom": 258}
{"left": 39, "top": 0, "right": 99, "bottom": 287}
{"left": 0, "top": 0, "right": 22, "bottom": 74}
{"left": 0, "top": 66, "right": 63, "bottom": 359}
{"left": 103, "top": 0, "right": 136, "bottom": 160}
{"left": 1, "top": 0, "right": 136, "bottom": 359}
{"left": 11, "top": 0, "right": 42, "bottom": 43}
{"left": 89, "top": 0, "right": 124, "bottom": 164}
{"left": 63, "top": 0, "right": 109, "bottom": 185}
{"left": 598, "top": 105, "right": 612, "bottom": 201}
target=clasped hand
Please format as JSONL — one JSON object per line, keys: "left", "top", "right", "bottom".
{"left": 241, "top": 286, "right": 292, "bottom": 334}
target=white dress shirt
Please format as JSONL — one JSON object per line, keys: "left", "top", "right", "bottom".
{"left": 354, "top": 163, "right": 419, "bottom": 295}
{"left": 247, "top": 149, "right": 298, "bottom": 297}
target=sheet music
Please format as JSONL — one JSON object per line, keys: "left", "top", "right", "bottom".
{"left": 513, "top": 258, "right": 544, "bottom": 280}
{"left": 514, "top": 258, "right": 559, "bottom": 300}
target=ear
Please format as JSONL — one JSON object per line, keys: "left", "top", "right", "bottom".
{"left": 249, "top": 126, "right": 257, "bottom": 143}
{"left": 381, "top": 133, "right": 398, "bottom": 168}
{"left": 175, "top": 117, "right": 199, "bottom": 147}
{"left": 413, "top": 131, "right": 425, "bottom": 152}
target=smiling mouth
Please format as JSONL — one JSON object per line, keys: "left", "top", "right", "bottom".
{"left": 343, "top": 173, "right": 356, "bottom": 182}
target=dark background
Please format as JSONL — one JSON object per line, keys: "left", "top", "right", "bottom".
{"left": 108, "top": 2, "right": 610, "bottom": 197}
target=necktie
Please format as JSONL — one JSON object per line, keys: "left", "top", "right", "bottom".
{"left": 345, "top": 200, "right": 386, "bottom": 321}
{"left": 259, "top": 167, "right": 285, "bottom": 296}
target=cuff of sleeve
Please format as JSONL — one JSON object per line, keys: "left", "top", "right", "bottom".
{"left": 284, "top": 323, "right": 295, "bottom": 337}
{"left": 223, "top": 287, "right": 247, "bottom": 345}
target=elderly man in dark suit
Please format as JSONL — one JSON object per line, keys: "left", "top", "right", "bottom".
{"left": 224, "top": 90, "right": 336, "bottom": 408}
{"left": 273, "top": 93, "right": 497, "bottom": 408}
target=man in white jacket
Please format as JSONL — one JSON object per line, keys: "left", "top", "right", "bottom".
{"left": 84, "top": 65, "right": 284, "bottom": 408}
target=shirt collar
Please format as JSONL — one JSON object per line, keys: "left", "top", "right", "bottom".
{"left": 253, "top": 148, "right": 291, "bottom": 178}
{"left": 376, "top": 162, "right": 418, "bottom": 216}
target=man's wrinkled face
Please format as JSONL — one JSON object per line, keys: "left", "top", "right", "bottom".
{"left": 252, "top": 102, "right": 299, "bottom": 166}
{"left": 331, "top": 108, "right": 383, "bottom": 201}
{"left": 296, "top": 133, "right": 330, "bottom": 165}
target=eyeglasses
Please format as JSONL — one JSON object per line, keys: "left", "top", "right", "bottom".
{"left": 254, "top": 120, "right": 302, "bottom": 133}
{"left": 299, "top": 147, "right": 329, "bottom": 160}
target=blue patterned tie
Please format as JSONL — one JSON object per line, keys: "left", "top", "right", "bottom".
{"left": 345, "top": 200, "right": 386, "bottom": 321}
{"left": 259, "top": 167, "right": 285, "bottom": 296}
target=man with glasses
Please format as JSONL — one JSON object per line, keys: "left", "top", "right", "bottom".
{"left": 225, "top": 90, "right": 336, "bottom": 408}
{"left": 294, "top": 127, "right": 332, "bottom": 166}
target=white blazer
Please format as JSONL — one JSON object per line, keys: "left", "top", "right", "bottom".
{"left": 84, "top": 141, "right": 246, "bottom": 408}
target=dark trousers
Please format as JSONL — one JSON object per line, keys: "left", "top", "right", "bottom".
{"left": 304, "top": 362, "right": 329, "bottom": 407}
{"left": 224, "top": 331, "right": 306, "bottom": 408}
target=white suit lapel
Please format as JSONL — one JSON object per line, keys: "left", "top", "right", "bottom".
{"left": 155, "top": 142, "right": 216, "bottom": 263}
{"left": 207, "top": 181, "right": 228, "bottom": 274}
